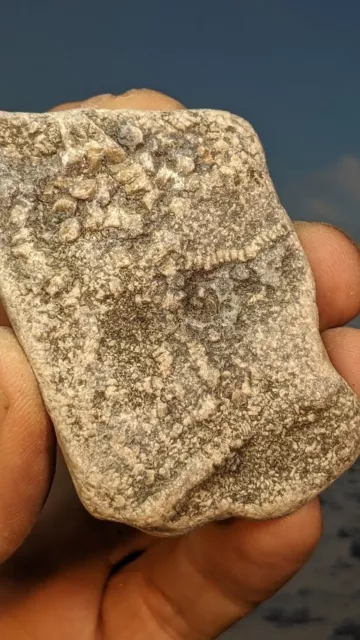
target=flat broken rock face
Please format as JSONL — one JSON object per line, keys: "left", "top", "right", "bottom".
{"left": 0, "top": 108, "right": 359, "bottom": 535}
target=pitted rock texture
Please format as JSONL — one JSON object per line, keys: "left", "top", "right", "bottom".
{"left": 0, "top": 108, "right": 359, "bottom": 535}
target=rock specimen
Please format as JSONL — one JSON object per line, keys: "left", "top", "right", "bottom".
{"left": 0, "top": 108, "right": 359, "bottom": 535}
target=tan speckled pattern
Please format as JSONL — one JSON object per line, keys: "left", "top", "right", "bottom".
{"left": 0, "top": 108, "right": 359, "bottom": 534}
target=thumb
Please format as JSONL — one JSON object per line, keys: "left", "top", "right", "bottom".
{"left": 0, "top": 327, "right": 55, "bottom": 562}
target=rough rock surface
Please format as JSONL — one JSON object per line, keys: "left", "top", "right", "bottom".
{"left": 0, "top": 108, "right": 359, "bottom": 535}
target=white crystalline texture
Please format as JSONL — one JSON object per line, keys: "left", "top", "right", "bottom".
{"left": 0, "top": 108, "right": 359, "bottom": 535}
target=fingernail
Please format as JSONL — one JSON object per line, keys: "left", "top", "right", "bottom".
{"left": 0, "top": 389, "right": 9, "bottom": 424}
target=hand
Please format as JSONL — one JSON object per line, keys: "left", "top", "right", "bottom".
{"left": 0, "top": 89, "right": 359, "bottom": 640}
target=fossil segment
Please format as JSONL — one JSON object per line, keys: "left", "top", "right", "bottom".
{"left": 0, "top": 108, "right": 359, "bottom": 535}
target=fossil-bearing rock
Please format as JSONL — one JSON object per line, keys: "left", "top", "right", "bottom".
{"left": 0, "top": 108, "right": 359, "bottom": 535}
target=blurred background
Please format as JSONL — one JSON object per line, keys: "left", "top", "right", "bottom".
{"left": 1, "top": 1, "right": 359, "bottom": 638}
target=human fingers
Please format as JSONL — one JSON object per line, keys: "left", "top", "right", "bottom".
{"left": 322, "top": 326, "right": 360, "bottom": 396}
{"left": 0, "top": 328, "right": 55, "bottom": 563}
{"left": 49, "top": 88, "right": 185, "bottom": 111}
{"left": 102, "top": 500, "right": 321, "bottom": 639}
{"left": 294, "top": 221, "right": 360, "bottom": 330}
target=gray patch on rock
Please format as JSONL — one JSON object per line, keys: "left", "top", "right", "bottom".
{"left": 0, "top": 107, "right": 359, "bottom": 535}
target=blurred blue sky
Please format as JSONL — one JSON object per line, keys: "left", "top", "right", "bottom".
{"left": 1, "top": 0, "right": 360, "bottom": 238}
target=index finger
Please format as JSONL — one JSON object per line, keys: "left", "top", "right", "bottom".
{"left": 295, "top": 221, "right": 360, "bottom": 331}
